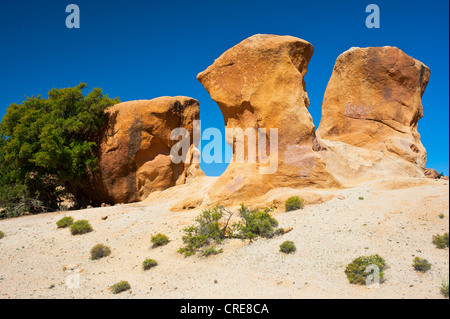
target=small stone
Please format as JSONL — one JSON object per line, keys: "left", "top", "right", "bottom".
{"left": 63, "top": 263, "right": 79, "bottom": 271}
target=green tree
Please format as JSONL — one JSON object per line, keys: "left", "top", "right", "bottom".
{"left": 0, "top": 83, "right": 119, "bottom": 216}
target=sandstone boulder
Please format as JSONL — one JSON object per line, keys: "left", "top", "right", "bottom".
{"left": 317, "top": 46, "right": 430, "bottom": 170}
{"left": 197, "top": 34, "right": 340, "bottom": 205}
{"left": 84, "top": 97, "right": 203, "bottom": 204}
{"left": 424, "top": 168, "right": 440, "bottom": 179}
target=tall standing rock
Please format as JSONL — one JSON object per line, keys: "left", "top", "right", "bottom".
{"left": 197, "top": 34, "right": 339, "bottom": 204}
{"left": 83, "top": 96, "right": 203, "bottom": 204}
{"left": 317, "top": 46, "right": 430, "bottom": 170}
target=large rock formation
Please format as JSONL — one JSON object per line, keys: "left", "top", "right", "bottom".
{"left": 317, "top": 46, "right": 430, "bottom": 170}
{"left": 197, "top": 34, "right": 340, "bottom": 204}
{"left": 84, "top": 97, "right": 203, "bottom": 204}
{"left": 83, "top": 39, "right": 433, "bottom": 208}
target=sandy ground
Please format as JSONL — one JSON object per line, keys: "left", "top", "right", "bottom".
{"left": 0, "top": 177, "right": 448, "bottom": 299}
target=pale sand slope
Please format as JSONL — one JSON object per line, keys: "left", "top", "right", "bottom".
{"left": 0, "top": 177, "right": 448, "bottom": 299}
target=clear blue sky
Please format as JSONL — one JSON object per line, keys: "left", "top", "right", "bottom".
{"left": 0, "top": 0, "right": 448, "bottom": 176}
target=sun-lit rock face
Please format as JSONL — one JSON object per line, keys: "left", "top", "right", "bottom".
{"left": 83, "top": 97, "right": 203, "bottom": 204}
{"left": 197, "top": 34, "right": 340, "bottom": 204}
{"left": 317, "top": 46, "right": 430, "bottom": 170}
{"left": 83, "top": 40, "right": 433, "bottom": 207}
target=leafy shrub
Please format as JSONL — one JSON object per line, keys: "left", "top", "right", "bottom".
{"left": 441, "top": 277, "right": 449, "bottom": 298}
{"left": 231, "top": 204, "right": 279, "bottom": 240}
{"left": 358, "top": 197, "right": 364, "bottom": 200}
{"left": 0, "top": 231, "right": 4, "bottom": 239}
{"left": 285, "top": 196, "right": 304, "bottom": 212}
{"left": 412, "top": 257, "right": 432, "bottom": 272}
{"left": 56, "top": 216, "right": 74, "bottom": 228}
{"left": 70, "top": 220, "right": 93, "bottom": 235}
{"left": 279, "top": 241, "right": 296, "bottom": 254}
{"left": 345, "top": 255, "right": 386, "bottom": 285}
{"left": 142, "top": 258, "right": 158, "bottom": 270}
{"left": 178, "top": 206, "right": 224, "bottom": 257}
{"left": 90, "top": 244, "right": 111, "bottom": 260}
{"left": 151, "top": 233, "right": 169, "bottom": 248}
{"left": 432, "top": 233, "right": 449, "bottom": 249}
{"left": 439, "top": 213, "right": 445, "bottom": 219}
{"left": 111, "top": 281, "right": 130, "bottom": 294}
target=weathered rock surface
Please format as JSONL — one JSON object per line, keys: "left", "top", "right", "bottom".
{"left": 424, "top": 168, "right": 441, "bottom": 179}
{"left": 197, "top": 34, "right": 340, "bottom": 204}
{"left": 315, "top": 139, "right": 426, "bottom": 187}
{"left": 84, "top": 97, "right": 203, "bottom": 204}
{"left": 83, "top": 39, "right": 434, "bottom": 208}
{"left": 423, "top": 168, "right": 448, "bottom": 180}
{"left": 317, "top": 46, "right": 430, "bottom": 170}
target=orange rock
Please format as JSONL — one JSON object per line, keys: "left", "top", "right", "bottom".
{"left": 317, "top": 46, "right": 430, "bottom": 170}
{"left": 197, "top": 34, "right": 340, "bottom": 205}
{"left": 424, "top": 168, "right": 440, "bottom": 179}
{"left": 84, "top": 97, "right": 203, "bottom": 204}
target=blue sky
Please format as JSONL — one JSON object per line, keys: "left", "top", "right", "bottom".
{"left": 0, "top": 0, "right": 448, "bottom": 176}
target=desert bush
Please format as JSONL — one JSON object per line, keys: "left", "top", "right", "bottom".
{"left": 151, "top": 233, "right": 169, "bottom": 248}
{"left": 345, "top": 255, "right": 386, "bottom": 285}
{"left": 439, "top": 213, "right": 445, "bottom": 219}
{"left": 70, "top": 219, "right": 93, "bottom": 235}
{"left": 178, "top": 206, "right": 224, "bottom": 257}
{"left": 111, "top": 280, "right": 130, "bottom": 294}
{"left": 231, "top": 204, "right": 279, "bottom": 240}
{"left": 285, "top": 196, "right": 304, "bottom": 212}
{"left": 142, "top": 258, "right": 158, "bottom": 270}
{"left": 441, "top": 277, "right": 449, "bottom": 298}
{"left": 279, "top": 241, "right": 296, "bottom": 254}
{"left": 201, "top": 246, "right": 223, "bottom": 257}
{"left": 412, "top": 257, "right": 432, "bottom": 272}
{"left": 432, "top": 233, "right": 449, "bottom": 249}
{"left": 0, "top": 180, "right": 47, "bottom": 218}
{"left": 178, "top": 204, "right": 284, "bottom": 257}
{"left": 90, "top": 243, "right": 111, "bottom": 260}
{"left": 56, "top": 216, "right": 74, "bottom": 228}
{"left": 0, "top": 231, "right": 4, "bottom": 239}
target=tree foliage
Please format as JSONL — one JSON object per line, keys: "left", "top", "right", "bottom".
{"left": 0, "top": 83, "right": 119, "bottom": 216}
